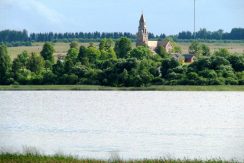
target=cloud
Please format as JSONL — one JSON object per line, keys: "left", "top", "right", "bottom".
{"left": 0, "top": 0, "right": 64, "bottom": 25}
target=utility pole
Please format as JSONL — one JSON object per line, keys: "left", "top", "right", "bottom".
{"left": 194, "top": 0, "right": 196, "bottom": 39}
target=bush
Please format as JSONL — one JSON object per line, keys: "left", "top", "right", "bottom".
{"left": 152, "top": 77, "right": 165, "bottom": 85}
{"left": 209, "top": 77, "right": 225, "bottom": 85}
{"left": 60, "top": 74, "right": 79, "bottom": 85}
{"left": 42, "top": 71, "right": 57, "bottom": 84}
{"left": 225, "top": 77, "right": 239, "bottom": 85}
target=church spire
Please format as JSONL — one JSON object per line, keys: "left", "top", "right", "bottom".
{"left": 140, "top": 13, "right": 145, "bottom": 24}
{"left": 136, "top": 13, "right": 148, "bottom": 46}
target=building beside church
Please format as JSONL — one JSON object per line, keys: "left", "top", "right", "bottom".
{"left": 136, "top": 14, "right": 173, "bottom": 53}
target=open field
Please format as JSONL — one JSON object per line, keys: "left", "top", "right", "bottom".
{"left": 7, "top": 42, "right": 97, "bottom": 60}
{"left": 0, "top": 153, "right": 239, "bottom": 163}
{"left": 178, "top": 42, "right": 244, "bottom": 54}
{"left": 1, "top": 85, "right": 244, "bottom": 91}
{"left": 7, "top": 42, "right": 244, "bottom": 60}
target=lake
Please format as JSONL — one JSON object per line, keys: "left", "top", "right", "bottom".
{"left": 0, "top": 91, "right": 244, "bottom": 161}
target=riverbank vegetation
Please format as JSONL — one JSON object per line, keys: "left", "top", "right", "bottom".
{"left": 0, "top": 37, "right": 244, "bottom": 87}
{"left": 0, "top": 153, "right": 239, "bottom": 163}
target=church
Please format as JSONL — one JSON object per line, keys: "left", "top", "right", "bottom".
{"left": 136, "top": 14, "right": 173, "bottom": 53}
{"left": 136, "top": 14, "right": 195, "bottom": 63}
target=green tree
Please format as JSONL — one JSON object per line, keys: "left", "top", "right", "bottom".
{"left": 70, "top": 41, "right": 79, "bottom": 50}
{"left": 128, "top": 46, "right": 152, "bottom": 60}
{"left": 236, "top": 72, "right": 244, "bottom": 84}
{"left": 186, "top": 72, "right": 200, "bottom": 85}
{"left": 66, "top": 48, "right": 79, "bottom": 63}
{"left": 53, "top": 59, "right": 65, "bottom": 76}
{"left": 12, "top": 51, "right": 29, "bottom": 76}
{"left": 114, "top": 37, "right": 132, "bottom": 58}
{"left": 199, "top": 69, "right": 218, "bottom": 82}
{"left": 28, "top": 53, "right": 45, "bottom": 74}
{"left": 70, "top": 63, "right": 88, "bottom": 78}
{"left": 42, "top": 70, "right": 57, "bottom": 84}
{"left": 201, "top": 44, "right": 210, "bottom": 56}
{"left": 189, "top": 41, "right": 203, "bottom": 57}
{"left": 155, "top": 46, "right": 169, "bottom": 58}
{"left": 211, "top": 56, "right": 230, "bottom": 70}
{"left": 173, "top": 45, "right": 182, "bottom": 54}
{"left": 99, "top": 39, "right": 117, "bottom": 60}
{"left": 64, "top": 47, "right": 79, "bottom": 73}
{"left": 100, "top": 48, "right": 117, "bottom": 60}
{"left": 15, "top": 68, "right": 32, "bottom": 84}
{"left": 189, "top": 57, "right": 211, "bottom": 71}
{"left": 161, "top": 58, "right": 180, "bottom": 78}
{"left": 0, "top": 45, "right": 11, "bottom": 84}
{"left": 228, "top": 55, "right": 244, "bottom": 72}
{"left": 86, "top": 46, "right": 101, "bottom": 64}
{"left": 225, "top": 77, "right": 238, "bottom": 85}
{"left": 40, "top": 42, "right": 55, "bottom": 63}
{"left": 99, "top": 38, "right": 114, "bottom": 51}
{"left": 44, "top": 60, "right": 53, "bottom": 71}
{"left": 213, "top": 48, "right": 230, "bottom": 58}
{"left": 60, "top": 74, "right": 79, "bottom": 85}
{"left": 78, "top": 45, "right": 89, "bottom": 65}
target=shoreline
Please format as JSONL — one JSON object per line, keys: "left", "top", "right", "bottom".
{"left": 1, "top": 85, "right": 244, "bottom": 91}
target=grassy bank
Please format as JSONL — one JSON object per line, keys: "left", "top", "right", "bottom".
{"left": 0, "top": 153, "right": 239, "bottom": 163}
{"left": 1, "top": 85, "right": 244, "bottom": 91}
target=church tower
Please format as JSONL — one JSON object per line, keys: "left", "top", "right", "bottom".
{"left": 136, "top": 14, "right": 148, "bottom": 46}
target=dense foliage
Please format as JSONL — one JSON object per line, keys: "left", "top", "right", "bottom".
{"left": 0, "top": 38, "right": 244, "bottom": 86}
{"left": 1, "top": 28, "right": 244, "bottom": 45}
{"left": 178, "top": 28, "right": 244, "bottom": 40}
{"left": 0, "top": 45, "right": 12, "bottom": 84}
{"left": 0, "top": 29, "right": 28, "bottom": 42}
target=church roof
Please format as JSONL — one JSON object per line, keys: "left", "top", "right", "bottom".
{"left": 163, "top": 41, "right": 171, "bottom": 47}
{"left": 157, "top": 40, "right": 171, "bottom": 47}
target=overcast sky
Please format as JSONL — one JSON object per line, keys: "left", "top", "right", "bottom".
{"left": 0, "top": 0, "right": 243, "bottom": 35}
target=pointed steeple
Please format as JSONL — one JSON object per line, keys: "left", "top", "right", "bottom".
{"left": 136, "top": 13, "right": 148, "bottom": 46}
{"left": 139, "top": 13, "right": 145, "bottom": 24}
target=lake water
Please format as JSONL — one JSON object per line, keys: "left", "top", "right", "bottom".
{"left": 0, "top": 91, "right": 244, "bottom": 161}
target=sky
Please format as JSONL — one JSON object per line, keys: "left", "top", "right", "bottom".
{"left": 0, "top": 0, "right": 244, "bottom": 35}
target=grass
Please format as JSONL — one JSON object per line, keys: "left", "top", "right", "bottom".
{"left": 0, "top": 153, "right": 239, "bottom": 163}
{"left": 1, "top": 85, "right": 244, "bottom": 91}
{"left": 7, "top": 42, "right": 244, "bottom": 60}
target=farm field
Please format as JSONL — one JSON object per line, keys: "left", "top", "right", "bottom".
{"left": 7, "top": 41, "right": 244, "bottom": 60}
{"left": 179, "top": 42, "right": 244, "bottom": 54}
{"left": 7, "top": 42, "right": 97, "bottom": 60}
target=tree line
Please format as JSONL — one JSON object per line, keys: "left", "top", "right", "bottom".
{"left": 0, "top": 30, "right": 160, "bottom": 43}
{"left": 1, "top": 28, "right": 244, "bottom": 45}
{"left": 178, "top": 28, "right": 244, "bottom": 40}
{"left": 0, "top": 38, "right": 244, "bottom": 86}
